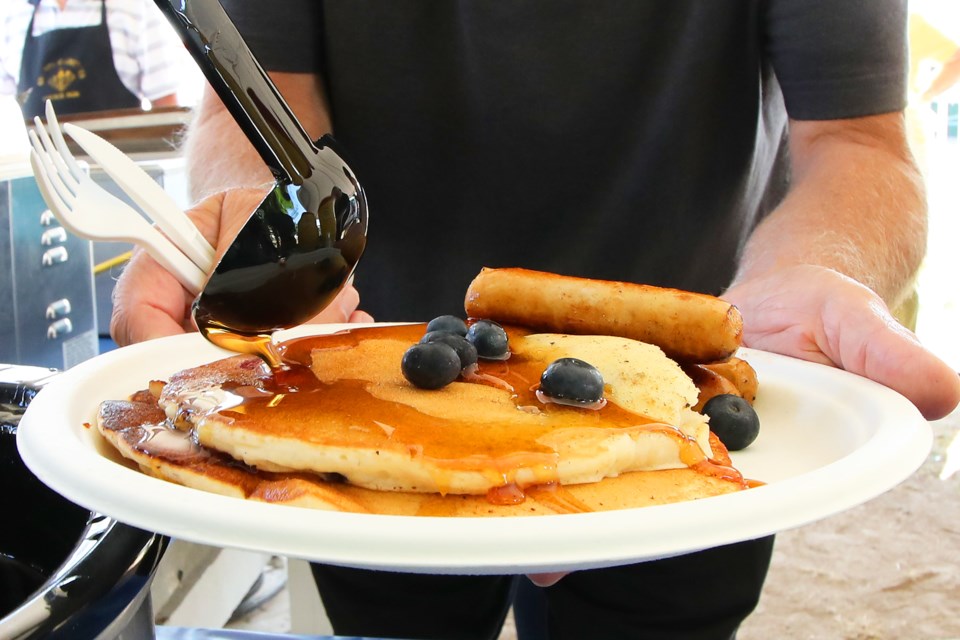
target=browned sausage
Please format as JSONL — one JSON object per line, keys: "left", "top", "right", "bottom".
{"left": 703, "top": 357, "right": 759, "bottom": 404}
{"left": 682, "top": 364, "right": 742, "bottom": 412}
{"left": 464, "top": 267, "right": 743, "bottom": 363}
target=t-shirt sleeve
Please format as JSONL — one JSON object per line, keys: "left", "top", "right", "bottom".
{"left": 765, "top": 0, "right": 908, "bottom": 120}
{"left": 220, "top": 0, "right": 323, "bottom": 73}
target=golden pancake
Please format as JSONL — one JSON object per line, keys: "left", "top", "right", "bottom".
{"left": 98, "top": 396, "right": 745, "bottom": 517}
{"left": 154, "top": 324, "right": 718, "bottom": 496}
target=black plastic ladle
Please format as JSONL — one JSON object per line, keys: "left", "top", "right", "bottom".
{"left": 153, "top": 0, "right": 368, "bottom": 365}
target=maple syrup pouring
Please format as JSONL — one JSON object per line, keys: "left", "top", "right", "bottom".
{"left": 197, "top": 324, "right": 284, "bottom": 370}
{"left": 154, "top": 0, "right": 368, "bottom": 366}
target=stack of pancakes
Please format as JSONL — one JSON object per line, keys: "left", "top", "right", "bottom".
{"left": 97, "top": 269, "right": 757, "bottom": 517}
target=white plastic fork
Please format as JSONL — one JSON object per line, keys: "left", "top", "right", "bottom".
{"left": 29, "top": 136, "right": 206, "bottom": 295}
{"left": 39, "top": 100, "right": 216, "bottom": 273}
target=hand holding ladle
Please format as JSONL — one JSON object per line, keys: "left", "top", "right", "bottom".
{"left": 154, "top": 0, "right": 369, "bottom": 367}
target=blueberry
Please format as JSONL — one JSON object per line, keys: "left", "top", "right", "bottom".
{"left": 465, "top": 320, "right": 509, "bottom": 360}
{"left": 539, "top": 358, "right": 604, "bottom": 404}
{"left": 426, "top": 315, "right": 468, "bottom": 336}
{"left": 702, "top": 394, "right": 760, "bottom": 451}
{"left": 419, "top": 331, "right": 478, "bottom": 369}
{"left": 401, "top": 343, "right": 461, "bottom": 389}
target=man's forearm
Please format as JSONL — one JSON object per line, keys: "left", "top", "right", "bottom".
{"left": 182, "top": 72, "right": 333, "bottom": 202}
{"left": 732, "top": 112, "right": 926, "bottom": 307}
{"left": 182, "top": 89, "right": 273, "bottom": 201}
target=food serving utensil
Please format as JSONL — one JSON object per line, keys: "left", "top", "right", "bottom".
{"left": 60, "top": 119, "right": 215, "bottom": 271}
{"left": 153, "top": 0, "right": 368, "bottom": 364}
{"left": 28, "top": 111, "right": 207, "bottom": 294}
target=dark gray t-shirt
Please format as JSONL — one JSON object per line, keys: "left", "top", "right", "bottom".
{"left": 220, "top": 0, "right": 907, "bottom": 321}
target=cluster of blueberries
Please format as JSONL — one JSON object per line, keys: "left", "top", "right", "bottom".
{"left": 400, "top": 315, "right": 508, "bottom": 390}
{"left": 400, "top": 316, "right": 759, "bottom": 451}
{"left": 400, "top": 316, "right": 607, "bottom": 405}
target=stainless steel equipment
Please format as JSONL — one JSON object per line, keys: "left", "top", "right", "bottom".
{"left": 0, "top": 173, "right": 98, "bottom": 369}
{"left": 0, "top": 364, "right": 168, "bottom": 639}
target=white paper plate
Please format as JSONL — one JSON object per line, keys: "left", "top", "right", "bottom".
{"left": 16, "top": 324, "right": 932, "bottom": 575}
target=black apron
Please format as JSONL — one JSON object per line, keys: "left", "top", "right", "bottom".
{"left": 17, "top": 0, "right": 141, "bottom": 119}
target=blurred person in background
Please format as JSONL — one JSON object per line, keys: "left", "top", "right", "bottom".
{"left": 0, "top": 0, "right": 182, "bottom": 119}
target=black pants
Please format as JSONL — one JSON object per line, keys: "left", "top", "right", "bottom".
{"left": 310, "top": 536, "right": 775, "bottom": 640}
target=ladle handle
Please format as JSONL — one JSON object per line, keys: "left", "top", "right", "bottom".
{"left": 153, "top": 0, "right": 317, "bottom": 184}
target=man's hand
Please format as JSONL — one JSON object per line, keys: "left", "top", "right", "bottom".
{"left": 525, "top": 267, "right": 960, "bottom": 589}
{"left": 110, "top": 188, "right": 372, "bottom": 347}
{"left": 722, "top": 265, "right": 960, "bottom": 421}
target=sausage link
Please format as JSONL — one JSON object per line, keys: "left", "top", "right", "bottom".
{"left": 464, "top": 267, "right": 742, "bottom": 363}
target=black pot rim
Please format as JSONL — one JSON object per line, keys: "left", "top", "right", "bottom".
{"left": 0, "top": 511, "right": 168, "bottom": 639}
